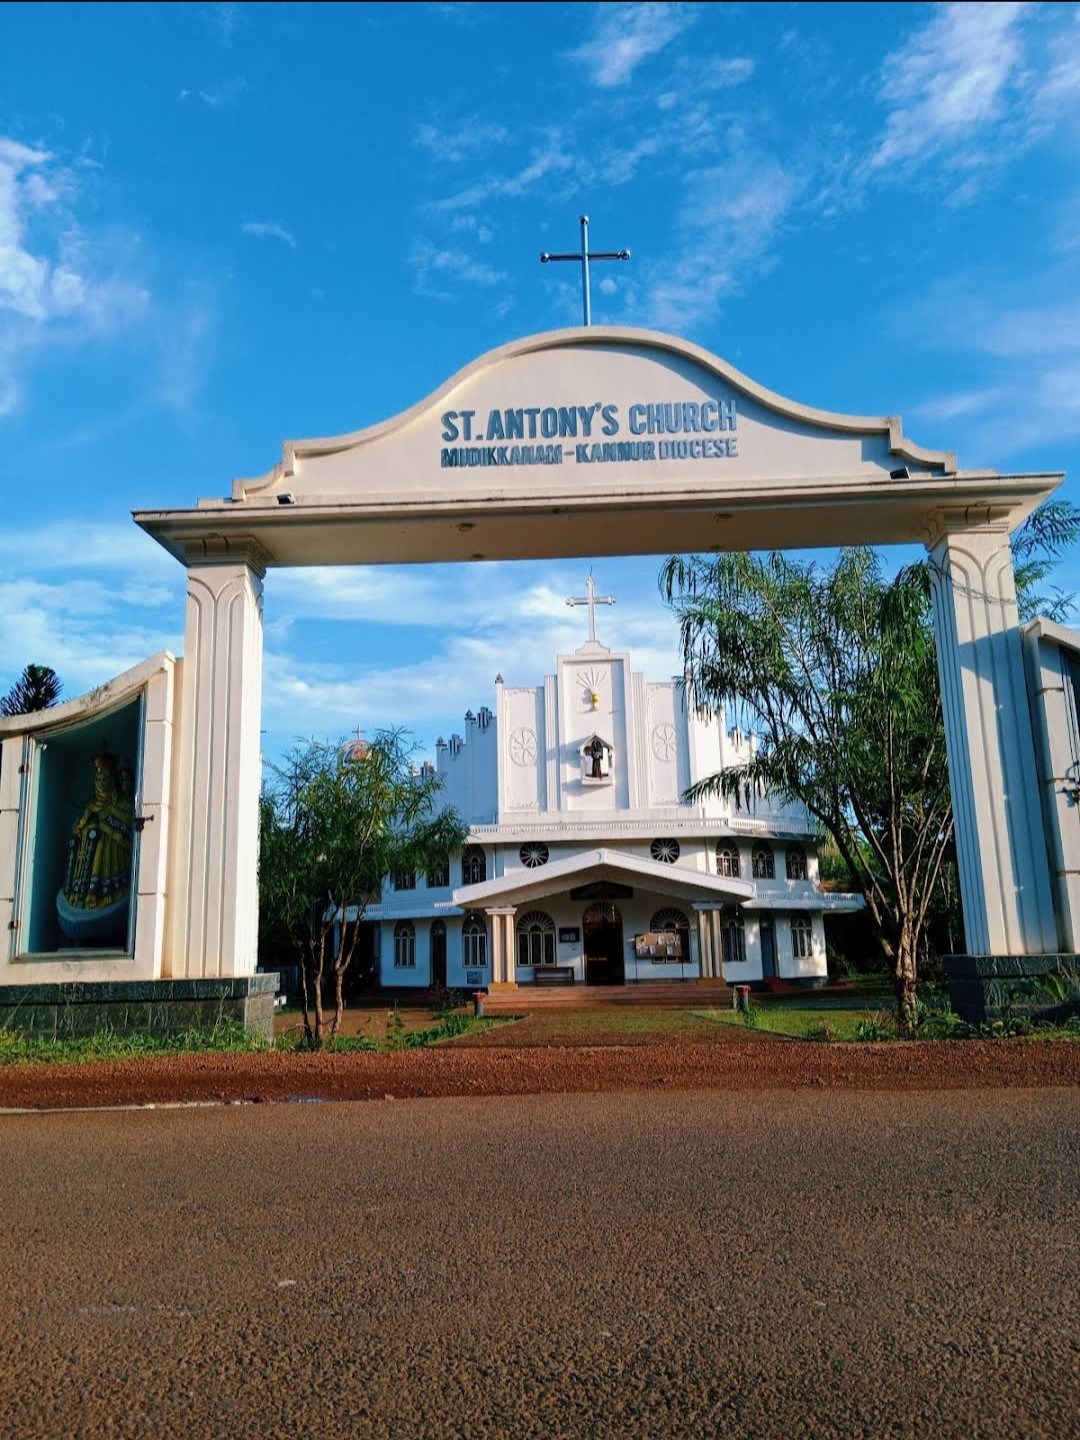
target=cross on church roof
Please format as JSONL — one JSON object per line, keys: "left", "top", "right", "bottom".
{"left": 566, "top": 572, "right": 616, "bottom": 646}
{"left": 540, "top": 215, "right": 630, "bottom": 327}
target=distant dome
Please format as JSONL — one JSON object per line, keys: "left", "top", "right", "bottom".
{"left": 341, "top": 738, "right": 370, "bottom": 763}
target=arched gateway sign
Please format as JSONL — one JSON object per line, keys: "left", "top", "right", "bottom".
{"left": 0, "top": 327, "right": 1071, "bottom": 1029}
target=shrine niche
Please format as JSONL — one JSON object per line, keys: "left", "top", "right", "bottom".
{"left": 581, "top": 734, "right": 614, "bottom": 785}
{"left": 22, "top": 699, "right": 141, "bottom": 954}
{"left": 0, "top": 651, "right": 175, "bottom": 976}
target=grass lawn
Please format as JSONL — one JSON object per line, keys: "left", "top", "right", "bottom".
{"left": 702, "top": 1000, "right": 898, "bottom": 1042}
{"left": 0, "top": 1010, "right": 504, "bottom": 1065}
{"left": 445, "top": 1007, "right": 752, "bottom": 1048}
{"left": 0, "top": 1019, "right": 268, "bottom": 1066}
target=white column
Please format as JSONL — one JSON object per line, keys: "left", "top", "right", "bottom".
{"left": 168, "top": 540, "right": 266, "bottom": 978}
{"left": 927, "top": 519, "right": 1057, "bottom": 955}
{"left": 696, "top": 911, "right": 710, "bottom": 978}
{"left": 486, "top": 908, "right": 518, "bottom": 987}
{"left": 504, "top": 908, "right": 517, "bottom": 986}
{"left": 709, "top": 909, "right": 723, "bottom": 979}
{"left": 487, "top": 908, "right": 503, "bottom": 984}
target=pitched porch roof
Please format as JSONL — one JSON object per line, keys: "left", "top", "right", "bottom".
{"left": 453, "top": 848, "right": 754, "bottom": 910}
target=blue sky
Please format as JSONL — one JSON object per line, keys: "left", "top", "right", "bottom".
{"left": 2, "top": 0, "right": 1080, "bottom": 761}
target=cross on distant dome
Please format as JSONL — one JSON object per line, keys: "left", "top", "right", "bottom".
{"left": 540, "top": 215, "right": 630, "bottom": 327}
{"left": 566, "top": 572, "right": 616, "bottom": 645}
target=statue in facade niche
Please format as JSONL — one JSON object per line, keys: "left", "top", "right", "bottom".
{"left": 586, "top": 735, "right": 606, "bottom": 779}
{"left": 55, "top": 750, "right": 135, "bottom": 946}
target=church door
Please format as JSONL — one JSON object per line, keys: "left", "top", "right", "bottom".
{"left": 430, "top": 920, "right": 447, "bottom": 988}
{"left": 583, "top": 903, "right": 624, "bottom": 986}
{"left": 760, "top": 918, "right": 777, "bottom": 980}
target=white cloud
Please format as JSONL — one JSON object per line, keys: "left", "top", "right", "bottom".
{"left": 912, "top": 387, "right": 1010, "bottom": 424}
{"left": 0, "top": 520, "right": 178, "bottom": 574}
{"left": 0, "top": 526, "right": 685, "bottom": 762}
{"left": 213, "top": 2, "right": 239, "bottom": 47}
{"left": 179, "top": 77, "right": 248, "bottom": 109}
{"left": 628, "top": 150, "right": 795, "bottom": 331}
{"left": 431, "top": 133, "right": 574, "bottom": 211}
{"left": 0, "top": 571, "right": 182, "bottom": 699}
{"left": 569, "top": 2, "right": 697, "bottom": 88}
{"left": 409, "top": 238, "right": 508, "bottom": 297}
{"left": 449, "top": 214, "right": 494, "bottom": 243}
{"left": 242, "top": 219, "right": 296, "bottom": 247}
{"left": 261, "top": 566, "right": 683, "bottom": 748}
{"left": 414, "top": 119, "right": 511, "bottom": 164}
{"left": 872, "top": 3, "right": 1031, "bottom": 170}
{"left": 901, "top": 272, "right": 1080, "bottom": 456}
{"left": 0, "top": 135, "right": 150, "bottom": 415}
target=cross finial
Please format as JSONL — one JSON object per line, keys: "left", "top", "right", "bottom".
{"left": 540, "top": 215, "right": 630, "bottom": 326}
{"left": 566, "top": 571, "right": 616, "bottom": 646}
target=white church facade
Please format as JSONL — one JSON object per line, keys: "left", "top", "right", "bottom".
{"left": 367, "top": 579, "right": 861, "bottom": 992}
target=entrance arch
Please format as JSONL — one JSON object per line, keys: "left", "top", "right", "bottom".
{"left": 130, "top": 325, "right": 1065, "bottom": 987}
{"left": 583, "top": 903, "right": 624, "bottom": 987}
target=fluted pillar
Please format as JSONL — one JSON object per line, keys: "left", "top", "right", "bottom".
{"left": 709, "top": 909, "right": 724, "bottom": 979}
{"left": 927, "top": 516, "right": 1057, "bottom": 955}
{"left": 696, "top": 911, "right": 711, "bottom": 979}
{"left": 486, "top": 907, "right": 518, "bottom": 989}
{"left": 167, "top": 538, "right": 266, "bottom": 978}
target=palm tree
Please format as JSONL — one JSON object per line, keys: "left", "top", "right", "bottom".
{"left": 0, "top": 665, "right": 62, "bottom": 717}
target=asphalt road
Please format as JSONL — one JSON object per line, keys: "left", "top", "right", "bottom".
{"left": 1, "top": 1089, "right": 1077, "bottom": 1439}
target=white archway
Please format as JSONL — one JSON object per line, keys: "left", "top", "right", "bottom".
{"left": 126, "top": 326, "right": 1062, "bottom": 981}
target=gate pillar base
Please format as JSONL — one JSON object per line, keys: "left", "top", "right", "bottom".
{"left": 944, "top": 954, "right": 1079, "bottom": 1025}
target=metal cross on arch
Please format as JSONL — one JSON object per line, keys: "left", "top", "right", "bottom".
{"left": 540, "top": 214, "right": 630, "bottom": 326}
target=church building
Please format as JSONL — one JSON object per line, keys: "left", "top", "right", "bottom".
{"left": 368, "top": 576, "right": 861, "bottom": 991}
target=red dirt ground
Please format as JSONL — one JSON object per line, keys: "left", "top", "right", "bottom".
{"left": 2, "top": 1028, "right": 1077, "bottom": 1110}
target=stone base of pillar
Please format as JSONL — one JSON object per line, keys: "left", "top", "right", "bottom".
{"left": 0, "top": 974, "right": 279, "bottom": 1042}
{"left": 944, "top": 954, "right": 1079, "bottom": 1025}
{"left": 488, "top": 981, "right": 519, "bottom": 991}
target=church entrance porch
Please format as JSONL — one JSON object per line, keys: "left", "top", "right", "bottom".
{"left": 583, "top": 902, "right": 624, "bottom": 986}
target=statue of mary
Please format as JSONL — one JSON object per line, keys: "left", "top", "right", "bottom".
{"left": 55, "top": 750, "right": 135, "bottom": 946}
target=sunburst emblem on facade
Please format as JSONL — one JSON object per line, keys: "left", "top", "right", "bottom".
{"left": 508, "top": 727, "right": 537, "bottom": 766}
{"left": 519, "top": 842, "right": 550, "bottom": 869}
{"left": 651, "top": 723, "right": 677, "bottom": 761}
{"left": 650, "top": 837, "right": 681, "bottom": 864}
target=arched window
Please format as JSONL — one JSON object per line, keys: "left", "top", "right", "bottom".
{"left": 393, "top": 920, "right": 415, "bottom": 968}
{"left": 426, "top": 858, "right": 450, "bottom": 888}
{"left": 462, "top": 913, "right": 488, "bottom": 968}
{"left": 517, "top": 910, "right": 556, "bottom": 968}
{"left": 650, "top": 907, "right": 691, "bottom": 964}
{"left": 751, "top": 844, "right": 775, "bottom": 880}
{"left": 786, "top": 845, "right": 808, "bottom": 880}
{"left": 791, "top": 916, "right": 813, "bottom": 959}
{"left": 721, "top": 907, "right": 746, "bottom": 966}
{"left": 716, "top": 841, "right": 741, "bottom": 878}
{"left": 461, "top": 846, "right": 487, "bottom": 885}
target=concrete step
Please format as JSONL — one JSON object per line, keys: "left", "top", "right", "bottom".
{"left": 481, "top": 983, "right": 733, "bottom": 1013}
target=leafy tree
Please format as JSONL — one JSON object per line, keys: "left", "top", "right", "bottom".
{"left": 661, "top": 502, "right": 1079, "bottom": 1035}
{"left": 259, "top": 730, "right": 467, "bottom": 1050}
{"left": 1, "top": 664, "right": 62, "bottom": 716}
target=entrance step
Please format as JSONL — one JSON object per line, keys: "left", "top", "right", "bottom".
{"left": 480, "top": 982, "right": 732, "bottom": 1013}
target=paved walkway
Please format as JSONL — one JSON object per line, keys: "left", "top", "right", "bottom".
{"left": 1, "top": 1089, "right": 1077, "bottom": 1438}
